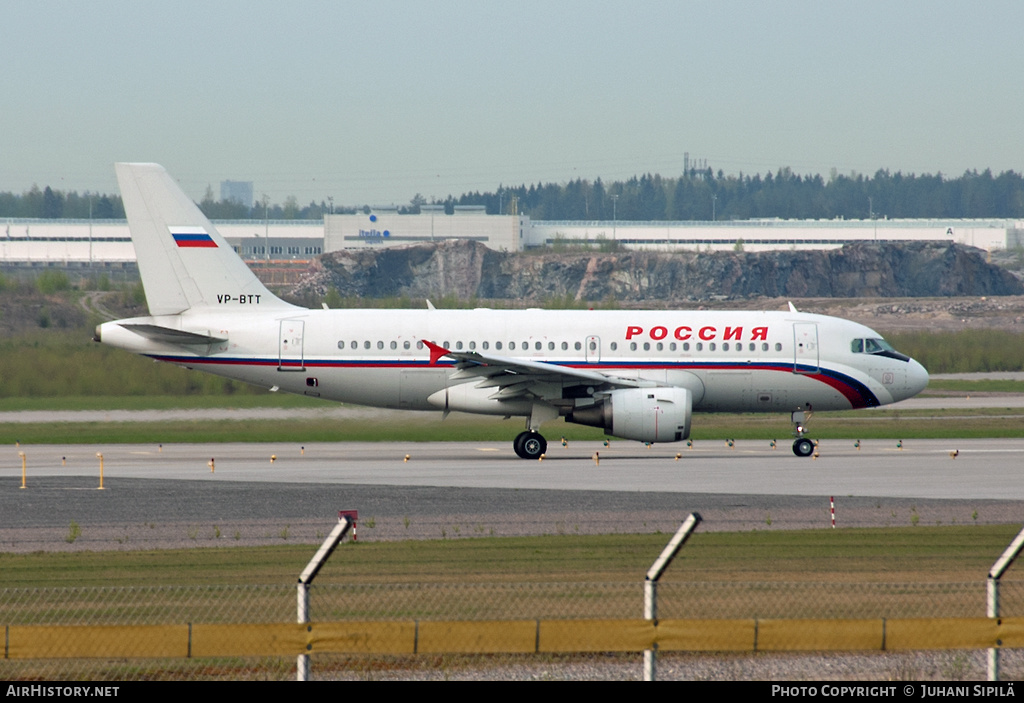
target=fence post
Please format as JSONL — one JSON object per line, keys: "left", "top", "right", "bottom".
{"left": 987, "top": 524, "right": 1024, "bottom": 681}
{"left": 644, "top": 512, "right": 702, "bottom": 681}
{"left": 297, "top": 515, "right": 353, "bottom": 681}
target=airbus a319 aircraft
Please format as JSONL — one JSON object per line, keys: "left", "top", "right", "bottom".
{"left": 95, "top": 163, "right": 929, "bottom": 458}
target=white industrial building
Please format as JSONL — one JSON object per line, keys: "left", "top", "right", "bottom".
{"left": 323, "top": 206, "right": 525, "bottom": 252}
{"left": 527, "top": 218, "right": 1021, "bottom": 252}
{"left": 3, "top": 215, "right": 1023, "bottom": 269}
{"left": 0, "top": 219, "right": 324, "bottom": 268}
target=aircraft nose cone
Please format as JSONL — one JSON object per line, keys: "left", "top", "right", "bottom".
{"left": 905, "top": 358, "right": 929, "bottom": 399}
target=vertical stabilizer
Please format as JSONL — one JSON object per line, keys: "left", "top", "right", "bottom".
{"left": 115, "top": 163, "right": 295, "bottom": 315}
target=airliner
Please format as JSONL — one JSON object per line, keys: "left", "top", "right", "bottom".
{"left": 95, "top": 163, "right": 929, "bottom": 459}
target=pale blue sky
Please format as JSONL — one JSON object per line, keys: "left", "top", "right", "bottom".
{"left": 2, "top": 1, "right": 1022, "bottom": 206}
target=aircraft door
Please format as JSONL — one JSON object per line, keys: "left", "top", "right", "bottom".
{"left": 585, "top": 335, "right": 601, "bottom": 363}
{"left": 793, "top": 323, "right": 819, "bottom": 374}
{"left": 278, "top": 319, "right": 305, "bottom": 371}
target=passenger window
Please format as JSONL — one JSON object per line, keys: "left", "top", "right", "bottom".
{"left": 709, "top": 343, "right": 716, "bottom": 351}
{"left": 561, "top": 342, "right": 568, "bottom": 350}
{"left": 482, "top": 341, "right": 489, "bottom": 350}
{"left": 549, "top": 342, "right": 555, "bottom": 350}
{"left": 775, "top": 343, "right": 782, "bottom": 351}
{"left": 643, "top": 342, "right": 650, "bottom": 351}
{"left": 495, "top": 342, "right": 502, "bottom": 350}
{"left": 683, "top": 342, "right": 690, "bottom": 351}
{"left": 536, "top": 342, "right": 542, "bottom": 351}
{"left": 469, "top": 341, "right": 477, "bottom": 350}
{"left": 509, "top": 341, "right": 516, "bottom": 350}
{"left": 574, "top": 342, "right": 581, "bottom": 351}
{"left": 456, "top": 341, "right": 463, "bottom": 350}
{"left": 722, "top": 343, "right": 729, "bottom": 351}
{"left": 610, "top": 342, "right": 618, "bottom": 351}
{"left": 377, "top": 341, "right": 384, "bottom": 350}
{"left": 696, "top": 343, "right": 703, "bottom": 351}
{"left": 337, "top": 341, "right": 344, "bottom": 349}
{"left": 404, "top": 341, "right": 410, "bottom": 350}
{"left": 390, "top": 341, "right": 397, "bottom": 350}
{"left": 416, "top": 341, "right": 423, "bottom": 350}
{"left": 364, "top": 341, "right": 370, "bottom": 349}
{"left": 630, "top": 342, "right": 637, "bottom": 351}
{"left": 761, "top": 343, "right": 768, "bottom": 351}
{"left": 656, "top": 342, "right": 663, "bottom": 351}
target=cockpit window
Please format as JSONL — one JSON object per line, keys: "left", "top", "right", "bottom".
{"left": 864, "top": 338, "right": 892, "bottom": 353}
{"left": 852, "top": 337, "right": 910, "bottom": 362}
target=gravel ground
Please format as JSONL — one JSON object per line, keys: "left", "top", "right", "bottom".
{"left": 1, "top": 476, "right": 1020, "bottom": 552}
{"left": 317, "top": 650, "right": 1020, "bottom": 681}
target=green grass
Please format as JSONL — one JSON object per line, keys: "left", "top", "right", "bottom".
{"left": 925, "top": 379, "right": 1024, "bottom": 393}
{"left": 887, "top": 330, "right": 1024, "bottom": 374}
{"left": 2, "top": 526, "right": 1018, "bottom": 589}
{"left": 0, "top": 417, "right": 607, "bottom": 444}
{"left": 0, "top": 377, "right": 1019, "bottom": 411}
{"left": 0, "top": 394, "right": 329, "bottom": 412}
{"left": 2, "top": 407, "right": 1023, "bottom": 444}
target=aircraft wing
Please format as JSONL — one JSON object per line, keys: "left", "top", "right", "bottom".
{"left": 423, "top": 340, "right": 647, "bottom": 400}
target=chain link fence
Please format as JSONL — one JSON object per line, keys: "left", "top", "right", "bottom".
{"left": 3, "top": 580, "right": 1024, "bottom": 680}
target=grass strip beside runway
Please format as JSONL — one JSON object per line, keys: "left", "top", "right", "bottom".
{"left": 2, "top": 525, "right": 1020, "bottom": 589}
{"left": 2, "top": 411, "right": 1024, "bottom": 444}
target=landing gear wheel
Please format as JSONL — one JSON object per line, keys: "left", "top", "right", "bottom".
{"left": 793, "top": 438, "right": 814, "bottom": 457}
{"left": 513, "top": 431, "right": 547, "bottom": 459}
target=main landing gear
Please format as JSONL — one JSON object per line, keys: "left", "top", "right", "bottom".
{"left": 791, "top": 408, "right": 815, "bottom": 458}
{"left": 513, "top": 431, "right": 547, "bottom": 460}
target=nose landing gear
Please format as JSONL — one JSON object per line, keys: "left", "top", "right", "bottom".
{"left": 791, "top": 408, "right": 815, "bottom": 457}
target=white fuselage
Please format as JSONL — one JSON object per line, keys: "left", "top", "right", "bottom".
{"left": 99, "top": 307, "right": 929, "bottom": 416}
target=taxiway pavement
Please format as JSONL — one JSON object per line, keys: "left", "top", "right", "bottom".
{"left": 1, "top": 439, "right": 1021, "bottom": 551}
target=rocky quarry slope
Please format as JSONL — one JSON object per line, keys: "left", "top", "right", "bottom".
{"left": 292, "top": 239, "right": 1023, "bottom": 304}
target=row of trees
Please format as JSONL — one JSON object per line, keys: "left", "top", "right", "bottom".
{"left": 3, "top": 167, "right": 1024, "bottom": 221}
{"left": 0, "top": 186, "right": 124, "bottom": 219}
{"left": 461, "top": 168, "right": 1024, "bottom": 221}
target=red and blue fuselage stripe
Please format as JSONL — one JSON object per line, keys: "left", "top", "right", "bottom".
{"left": 146, "top": 354, "right": 881, "bottom": 409}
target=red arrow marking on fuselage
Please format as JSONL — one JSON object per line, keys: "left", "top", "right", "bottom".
{"left": 422, "top": 339, "right": 451, "bottom": 365}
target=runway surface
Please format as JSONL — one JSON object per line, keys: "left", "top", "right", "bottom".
{"left": 3, "top": 438, "right": 1021, "bottom": 498}
{"left": 2, "top": 439, "right": 1022, "bottom": 551}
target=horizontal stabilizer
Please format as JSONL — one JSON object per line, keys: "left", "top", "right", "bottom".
{"left": 120, "top": 323, "right": 226, "bottom": 346}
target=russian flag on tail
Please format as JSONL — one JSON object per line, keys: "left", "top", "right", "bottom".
{"left": 170, "top": 226, "right": 217, "bottom": 248}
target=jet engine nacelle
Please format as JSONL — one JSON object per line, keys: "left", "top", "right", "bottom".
{"left": 426, "top": 382, "right": 534, "bottom": 416}
{"left": 566, "top": 387, "right": 692, "bottom": 443}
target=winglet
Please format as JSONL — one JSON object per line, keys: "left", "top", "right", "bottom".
{"left": 423, "top": 339, "right": 451, "bottom": 365}
{"left": 788, "top": 301, "right": 799, "bottom": 313}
